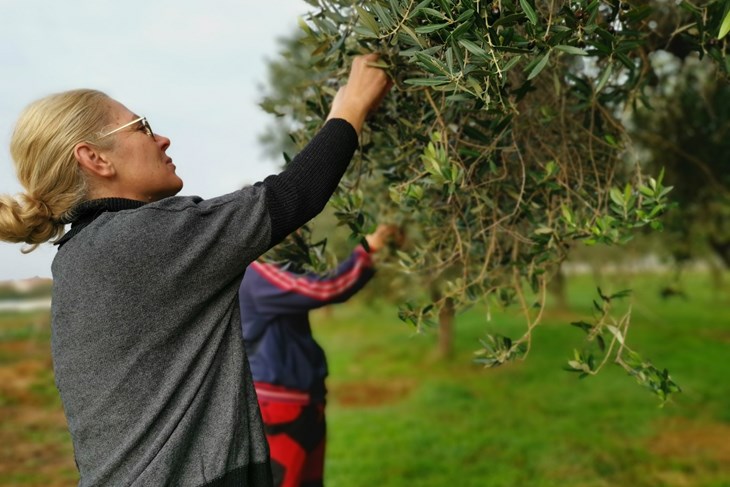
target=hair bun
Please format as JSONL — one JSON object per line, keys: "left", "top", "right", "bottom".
{"left": 22, "top": 194, "right": 54, "bottom": 220}
{"left": 0, "top": 193, "right": 63, "bottom": 249}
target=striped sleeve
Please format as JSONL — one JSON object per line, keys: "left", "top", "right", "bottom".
{"left": 246, "top": 247, "right": 375, "bottom": 313}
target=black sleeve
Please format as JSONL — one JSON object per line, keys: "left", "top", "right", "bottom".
{"left": 260, "top": 118, "right": 359, "bottom": 246}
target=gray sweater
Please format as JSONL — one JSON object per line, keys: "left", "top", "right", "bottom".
{"left": 50, "top": 119, "right": 358, "bottom": 486}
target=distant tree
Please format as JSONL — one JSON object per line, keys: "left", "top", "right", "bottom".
{"left": 259, "top": 0, "right": 730, "bottom": 402}
{"left": 631, "top": 56, "right": 730, "bottom": 274}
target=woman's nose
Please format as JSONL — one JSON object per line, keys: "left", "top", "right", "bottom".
{"left": 156, "top": 134, "right": 171, "bottom": 151}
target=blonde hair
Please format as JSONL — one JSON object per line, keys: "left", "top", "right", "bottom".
{"left": 0, "top": 89, "right": 113, "bottom": 252}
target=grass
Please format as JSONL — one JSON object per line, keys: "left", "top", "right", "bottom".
{"left": 0, "top": 310, "right": 77, "bottom": 486}
{"left": 316, "top": 271, "right": 730, "bottom": 487}
{"left": 0, "top": 271, "right": 728, "bottom": 486}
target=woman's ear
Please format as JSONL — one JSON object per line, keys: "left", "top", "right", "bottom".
{"left": 73, "top": 142, "right": 115, "bottom": 178}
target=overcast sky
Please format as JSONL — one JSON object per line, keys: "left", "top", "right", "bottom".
{"left": 0, "top": 0, "right": 311, "bottom": 281}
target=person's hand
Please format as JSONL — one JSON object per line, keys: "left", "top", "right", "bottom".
{"left": 364, "top": 224, "right": 401, "bottom": 253}
{"left": 327, "top": 53, "right": 393, "bottom": 135}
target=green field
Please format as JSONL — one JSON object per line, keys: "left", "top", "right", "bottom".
{"left": 1, "top": 272, "right": 728, "bottom": 486}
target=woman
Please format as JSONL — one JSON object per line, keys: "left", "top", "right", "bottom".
{"left": 0, "top": 54, "right": 391, "bottom": 486}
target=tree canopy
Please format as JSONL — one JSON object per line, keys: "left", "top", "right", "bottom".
{"left": 260, "top": 0, "right": 730, "bottom": 403}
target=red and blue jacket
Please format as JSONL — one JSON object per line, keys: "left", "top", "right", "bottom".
{"left": 238, "top": 246, "right": 375, "bottom": 401}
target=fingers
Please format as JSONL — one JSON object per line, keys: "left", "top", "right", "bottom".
{"left": 366, "top": 224, "right": 405, "bottom": 253}
{"left": 380, "top": 224, "right": 405, "bottom": 249}
{"left": 348, "top": 53, "right": 392, "bottom": 114}
{"left": 375, "top": 224, "right": 396, "bottom": 238}
{"left": 372, "top": 78, "right": 394, "bottom": 112}
{"left": 326, "top": 53, "right": 393, "bottom": 134}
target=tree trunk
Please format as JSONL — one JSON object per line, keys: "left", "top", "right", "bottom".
{"left": 438, "top": 298, "right": 455, "bottom": 361}
{"left": 708, "top": 253, "right": 726, "bottom": 298}
{"left": 709, "top": 237, "right": 730, "bottom": 269}
{"left": 548, "top": 264, "right": 568, "bottom": 311}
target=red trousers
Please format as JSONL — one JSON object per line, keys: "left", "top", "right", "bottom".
{"left": 256, "top": 383, "right": 326, "bottom": 487}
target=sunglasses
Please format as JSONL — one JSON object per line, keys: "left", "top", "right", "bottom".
{"left": 100, "top": 116, "right": 154, "bottom": 138}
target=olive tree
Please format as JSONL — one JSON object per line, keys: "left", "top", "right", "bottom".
{"left": 260, "top": 0, "right": 730, "bottom": 403}
{"left": 631, "top": 55, "right": 730, "bottom": 276}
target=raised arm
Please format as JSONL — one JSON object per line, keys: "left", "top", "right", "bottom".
{"left": 260, "top": 54, "right": 392, "bottom": 247}
{"left": 244, "top": 245, "right": 376, "bottom": 314}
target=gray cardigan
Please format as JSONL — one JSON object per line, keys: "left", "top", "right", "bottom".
{"left": 50, "top": 119, "right": 358, "bottom": 486}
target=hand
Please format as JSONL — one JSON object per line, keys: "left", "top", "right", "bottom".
{"left": 327, "top": 53, "right": 393, "bottom": 135}
{"left": 365, "top": 224, "right": 401, "bottom": 253}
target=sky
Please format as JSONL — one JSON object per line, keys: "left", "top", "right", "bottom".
{"left": 0, "top": 0, "right": 311, "bottom": 281}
